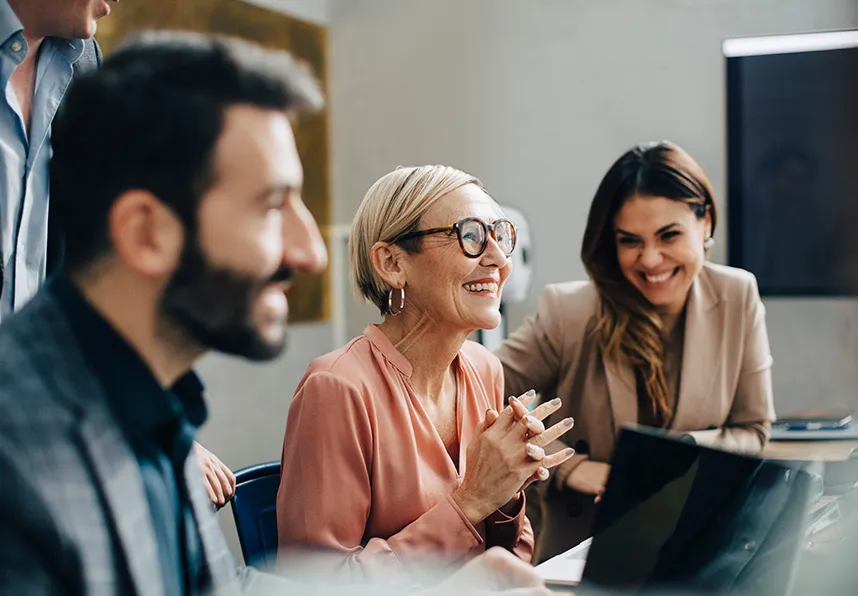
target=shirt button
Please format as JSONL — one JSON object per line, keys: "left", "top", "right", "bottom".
{"left": 744, "top": 541, "right": 756, "bottom": 552}
{"left": 10, "top": 40, "right": 22, "bottom": 53}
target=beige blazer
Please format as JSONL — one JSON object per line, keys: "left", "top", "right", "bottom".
{"left": 496, "top": 262, "right": 776, "bottom": 562}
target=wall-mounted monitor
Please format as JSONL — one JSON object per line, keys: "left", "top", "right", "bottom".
{"left": 724, "top": 30, "right": 858, "bottom": 296}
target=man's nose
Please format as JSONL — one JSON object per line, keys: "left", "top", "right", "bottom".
{"left": 282, "top": 198, "right": 327, "bottom": 275}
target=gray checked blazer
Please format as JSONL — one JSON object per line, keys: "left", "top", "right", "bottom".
{"left": 0, "top": 288, "right": 297, "bottom": 595}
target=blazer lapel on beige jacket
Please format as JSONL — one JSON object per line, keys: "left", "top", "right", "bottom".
{"left": 673, "top": 270, "right": 724, "bottom": 430}
{"left": 603, "top": 271, "right": 724, "bottom": 438}
{"left": 604, "top": 349, "right": 638, "bottom": 441}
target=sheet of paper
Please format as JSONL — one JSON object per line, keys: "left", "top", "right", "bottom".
{"left": 534, "top": 537, "right": 592, "bottom": 586}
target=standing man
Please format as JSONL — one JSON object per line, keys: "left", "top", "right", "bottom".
{"left": 0, "top": 31, "right": 550, "bottom": 595}
{"left": 0, "top": 0, "right": 108, "bottom": 320}
{"left": 0, "top": 0, "right": 236, "bottom": 506}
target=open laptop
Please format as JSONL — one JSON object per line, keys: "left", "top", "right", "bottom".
{"left": 539, "top": 426, "right": 817, "bottom": 595}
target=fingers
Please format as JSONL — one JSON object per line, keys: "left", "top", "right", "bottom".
{"left": 520, "top": 466, "right": 549, "bottom": 491}
{"left": 194, "top": 443, "right": 228, "bottom": 507}
{"left": 508, "top": 396, "right": 530, "bottom": 421}
{"left": 205, "top": 468, "right": 226, "bottom": 506}
{"left": 442, "top": 547, "right": 547, "bottom": 594}
{"left": 481, "top": 547, "right": 546, "bottom": 588}
{"left": 499, "top": 390, "right": 536, "bottom": 428}
{"left": 203, "top": 476, "right": 218, "bottom": 504}
{"left": 525, "top": 443, "right": 545, "bottom": 461}
{"left": 529, "top": 417, "right": 575, "bottom": 448}
{"left": 527, "top": 396, "right": 563, "bottom": 422}
{"left": 478, "top": 409, "right": 499, "bottom": 434}
{"left": 520, "top": 414, "right": 545, "bottom": 436}
{"left": 515, "top": 390, "right": 537, "bottom": 409}
{"left": 540, "top": 447, "right": 576, "bottom": 470}
{"left": 223, "top": 463, "right": 237, "bottom": 495}
{"left": 193, "top": 443, "right": 235, "bottom": 507}
{"left": 214, "top": 463, "right": 234, "bottom": 502}
{"left": 515, "top": 397, "right": 563, "bottom": 439}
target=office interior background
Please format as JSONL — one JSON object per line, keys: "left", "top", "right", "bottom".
{"left": 99, "top": 0, "right": 858, "bottom": 554}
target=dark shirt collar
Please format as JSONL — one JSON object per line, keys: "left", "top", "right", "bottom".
{"left": 49, "top": 276, "right": 207, "bottom": 441}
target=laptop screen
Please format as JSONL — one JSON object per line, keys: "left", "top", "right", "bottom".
{"left": 578, "top": 426, "right": 815, "bottom": 595}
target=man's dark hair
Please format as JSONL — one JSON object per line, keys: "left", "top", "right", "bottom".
{"left": 51, "top": 30, "right": 323, "bottom": 273}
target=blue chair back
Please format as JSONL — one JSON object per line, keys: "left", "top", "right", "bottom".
{"left": 230, "top": 461, "right": 281, "bottom": 567}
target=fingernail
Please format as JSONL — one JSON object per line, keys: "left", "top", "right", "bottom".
{"left": 526, "top": 444, "right": 539, "bottom": 456}
{"left": 550, "top": 397, "right": 561, "bottom": 406}
{"left": 509, "top": 395, "right": 519, "bottom": 404}
{"left": 565, "top": 448, "right": 576, "bottom": 456}
{"left": 523, "top": 415, "right": 534, "bottom": 426}
{"left": 525, "top": 389, "right": 536, "bottom": 398}
{"left": 564, "top": 417, "right": 574, "bottom": 427}
{"left": 539, "top": 468, "right": 549, "bottom": 480}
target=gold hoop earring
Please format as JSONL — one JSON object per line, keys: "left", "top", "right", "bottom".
{"left": 387, "top": 287, "right": 406, "bottom": 316}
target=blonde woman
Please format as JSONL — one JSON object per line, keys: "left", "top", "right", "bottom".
{"left": 498, "top": 141, "right": 776, "bottom": 562}
{"left": 276, "top": 166, "right": 575, "bottom": 585}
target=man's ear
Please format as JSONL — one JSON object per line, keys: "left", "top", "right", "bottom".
{"left": 370, "top": 241, "right": 408, "bottom": 289}
{"left": 108, "top": 190, "right": 184, "bottom": 278}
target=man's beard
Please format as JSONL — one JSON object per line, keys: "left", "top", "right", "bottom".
{"left": 159, "top": 237, "right": 292, "bottom": 362}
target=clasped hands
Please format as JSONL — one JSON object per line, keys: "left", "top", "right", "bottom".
{"left": 452, "top": 390, "right": 576, "bottom": 525}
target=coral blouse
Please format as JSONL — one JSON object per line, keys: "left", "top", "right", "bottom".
{"left": 277, "top": 325, "right": 534, "bottom": 585}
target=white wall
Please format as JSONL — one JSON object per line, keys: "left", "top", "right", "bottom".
{"left": 328, "top": 0, "right": 858, "bottom": 415}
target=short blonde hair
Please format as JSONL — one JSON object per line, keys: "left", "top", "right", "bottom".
{"left": 350, "top": 165, "right": 483, "bottom": 315}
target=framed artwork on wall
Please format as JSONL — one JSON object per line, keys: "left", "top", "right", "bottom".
{"left": 97, "top": 0, "right": 331, "bottom": 322}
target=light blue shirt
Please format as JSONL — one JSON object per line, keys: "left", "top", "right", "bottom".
{"left": 0, "top": 0, "right": 82, "bottom": 321}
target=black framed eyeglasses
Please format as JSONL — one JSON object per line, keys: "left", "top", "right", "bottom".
{"left": 393, "top": 217, "right": 517, "bottom": 258}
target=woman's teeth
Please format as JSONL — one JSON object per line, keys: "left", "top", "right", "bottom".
{"left": 644, "top": 270, "right": 674, "bottom": 283}
{"left": 464, "top": 282, "right": 498, "bottom": 293}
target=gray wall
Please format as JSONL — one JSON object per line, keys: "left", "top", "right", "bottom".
{"left": 203, "top": 0, "right": 332, "bottom": 558}
{"left": 328, "top": 0, "right": 858, "bottom": 415}
{"left": 240, "top": 0, "right": 328, "bottom": 24}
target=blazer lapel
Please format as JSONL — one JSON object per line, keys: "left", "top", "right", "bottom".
{"left": 31, "top": 293, "right": 163, "bottom": 596}
{"left": 604, "top": 353, "right": 639, "bottom": 440}
{"left": 672, "top": 271, "right": 724, "bottom": 429}
{"left": 78, "top": 404, "right": 164, "bottom": 596}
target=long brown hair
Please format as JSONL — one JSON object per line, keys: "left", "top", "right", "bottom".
{"left": 581, "top": 141, "right": 718, "bottom": 426}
